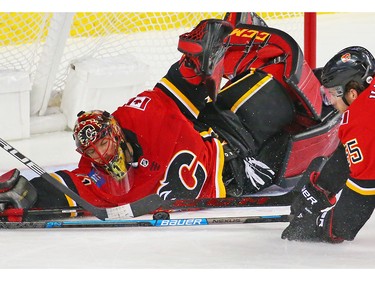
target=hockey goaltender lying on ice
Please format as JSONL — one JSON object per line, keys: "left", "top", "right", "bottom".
{"left": 0, "top": 13, "right": 342, "bottom": 227}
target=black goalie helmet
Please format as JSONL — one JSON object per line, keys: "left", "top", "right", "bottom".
{"left": 321, "top": 46, "right": 375, "bottom": 93}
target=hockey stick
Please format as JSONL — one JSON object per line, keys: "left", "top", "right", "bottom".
{"left": 158, "top": 191, "right": 295, "bottom": 212}
{"left": 0, "top": 214, "right": 293, "bottom": 229}
{"left": 0, "top": 191, "right": 296, "bottom": 221}
{"left": 0, "top": 138, "right": 163, "bottom": 220}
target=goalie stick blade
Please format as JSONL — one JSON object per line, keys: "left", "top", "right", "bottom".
{"left": 0, "top": 214, "right": 293, "bottom": 229}
{"left": 131, "top": 194, "right": 164, "bottom": 217}
{"left": 103, "top": 194, "right": 162, "bottom": 220}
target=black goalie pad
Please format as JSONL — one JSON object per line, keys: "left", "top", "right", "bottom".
{"left": 217, "top": 68, "right": 295, "bottom": 149}
{"left": 198, "top": 102, "right": 257, "bottom": 158}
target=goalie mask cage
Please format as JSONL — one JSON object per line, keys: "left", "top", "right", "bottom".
{"left": 0, "top": 12, "right": 316, "bottom": 137}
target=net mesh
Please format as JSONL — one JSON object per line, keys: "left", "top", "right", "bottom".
{"left": 0, "top": 12, "right": 305, "bottom": 112}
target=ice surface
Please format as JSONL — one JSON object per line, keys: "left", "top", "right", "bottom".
{"left": 1, "top": 13, "right": 375, "bottom": 275}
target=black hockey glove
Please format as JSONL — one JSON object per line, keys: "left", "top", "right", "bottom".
{"left": 290, "top": 171, "right": 336, "bottom": 216}
{"left": 282, "top": 208, "right": 344, "bottom": 243}
{"left": 281, "top": 171, "right": 337, "bottom": 242}
{"left": 281, "top": 208, "right": 321, "bottom": 241}
{"left": 316, "top": 209, "right": 344, "bottom": 243}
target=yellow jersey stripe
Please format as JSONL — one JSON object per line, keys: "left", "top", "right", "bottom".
{"left": 200, "top": 127, "right": 215, "bottom": 139}
{"left": 346, "top": 178, "right": 375, "bottom": 196}
{"left": 50, "top": 173, "right": 78, "bottom": 217}
{"left": 230, "top": 74, "right": 273, "bottom": 113}
{"left": 219, "top": 69, "right": 255, "bottom": 93}
{"left": 198, "top": 128, "right": 225, "bottom": 197}
{"left": 214, "top": 138, "right": 226, "bottom": 198}
{"left": 160, "top": 77, "right": 200, "bottom": 119}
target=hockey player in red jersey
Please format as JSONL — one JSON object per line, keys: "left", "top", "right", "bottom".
{"left": 0, "top": 18, "right": 279, "bottom": 220}
{"left": 281, "top": 46, "right": 375, "bottom": 243}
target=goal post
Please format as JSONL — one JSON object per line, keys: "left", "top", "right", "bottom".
{"left": 0, "top": 12, "right": 315, "bottom": 138}
{"left": 31, "top": 13, "right": 75, "bottom": 116}
{"left": 304, "top": 12, "right": 317, "bottom": 69}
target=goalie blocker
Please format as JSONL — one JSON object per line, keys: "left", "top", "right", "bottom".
{"left": 0, "top": 169, "right": 78, "bottom": 221}
{"left": 0, "top": 169, "right": 37, "bottom": 212}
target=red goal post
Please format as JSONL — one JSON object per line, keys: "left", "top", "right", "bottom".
{"left": 304, "top": 12, "right": 317, "bottom": 69}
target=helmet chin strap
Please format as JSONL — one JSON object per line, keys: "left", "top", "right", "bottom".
{"left": 121, "top": 141, "right": 138, "bottom": 168}
{"left": 341, "top": 95, "right": 351, "bottom": 106}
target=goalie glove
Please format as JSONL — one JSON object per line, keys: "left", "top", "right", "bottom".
{"left": 178, "top": 19, "right": 233, "bottom": 102}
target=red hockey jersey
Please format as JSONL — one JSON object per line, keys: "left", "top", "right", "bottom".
{"left": 61, "top": 86, "right": 226, "bottom": 207}
{"left": 339, "top": 78, "right": 375, "bottom": 195}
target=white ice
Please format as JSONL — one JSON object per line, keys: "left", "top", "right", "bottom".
{"left": 1, "top": 13, "right": 375, "bottom": 276}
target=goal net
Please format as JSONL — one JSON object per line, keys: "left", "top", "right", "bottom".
{"left": 0, "top": 12, "right": 310, "bottom": 135}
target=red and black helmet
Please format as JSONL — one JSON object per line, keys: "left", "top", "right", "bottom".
{"left": 73, "top": 110, "right": 128, "bottom": 181}
{"left": 73, "top": 110, "right": 114, "bottom": 153}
